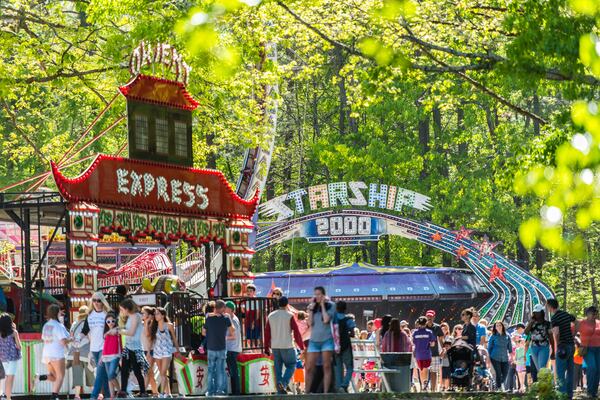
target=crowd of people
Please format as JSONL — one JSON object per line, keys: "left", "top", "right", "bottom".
{"left": 258, "top": 287, "right": 600, "bottom": 399}
{"left": 36, "top": 293, "right": 180, "bottom": 400}
{"left": 0, "top": 285, "right": 596, "bottom": 399}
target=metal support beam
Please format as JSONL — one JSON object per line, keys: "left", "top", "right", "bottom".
{"left": 20, "top": 208, "right": 32, "bottom": 331}
{"left": 204, "top": 242, "right": 212, "bottom": 295}
{"left": 5, "top": 210, "right": 25, "bottom": 230}
{"left": 64, "top": 208, "right": 72, "bottom": 327}
{"left": 32, "top": 209, "right": 65, "bottom": 281}
{"left": 220, "top": 248, "right": 228, "bottom": 297}
{"left": 170, "top": 245, "right": 177, "bottom": 275}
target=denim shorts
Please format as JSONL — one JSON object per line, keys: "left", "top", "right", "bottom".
{"left": 307, "top": 338, "right": 335, "bottom": 353}
{"left": 3, "top": 360, "right": 18, "bottom": 375}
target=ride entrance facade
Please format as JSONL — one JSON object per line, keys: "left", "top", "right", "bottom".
{"left": 256, "top": 182, "right": 554, "bottom": 326}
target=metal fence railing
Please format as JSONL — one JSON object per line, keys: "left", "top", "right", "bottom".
{"left": 87, "top": 290, "right": 277, "bottom": 353}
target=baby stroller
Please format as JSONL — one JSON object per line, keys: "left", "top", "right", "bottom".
{"left": 473, "top": 345, "right": 494, "bottom": 391}
{"left": 447, "top": 339, "right": 474, "bottom": 389}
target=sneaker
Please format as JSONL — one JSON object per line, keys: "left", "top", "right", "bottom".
{"left": 115, "top": 391, "right": 128, "bottom": 398}
{"left": 277, "top": 383, "right": 286, "bottom": 394}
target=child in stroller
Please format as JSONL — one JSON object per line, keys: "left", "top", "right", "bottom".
{"left": 447, "top": 339, "right": 474, "bottom": 390}
{"left": 473, "top": 340, "right": 494, "bottom": 391}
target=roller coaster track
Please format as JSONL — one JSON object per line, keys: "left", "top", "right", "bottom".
{"left": 257, "top": 209, "right": 554, "bottom": 324}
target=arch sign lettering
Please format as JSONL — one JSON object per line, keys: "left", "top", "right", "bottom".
{"left": 257, "top": 181, "right": 553, "bottom": 325}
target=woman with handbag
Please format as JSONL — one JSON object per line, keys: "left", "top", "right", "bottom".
{"left": 151, "top": 307, "right": 180, "bottom": 397}
{"left": 524, "top": 304, "right": 554, "bottom": 372}
{"left": 577, "top": 305, "right": 600, "bottom": 398}
{"left": 0, "top": 313, "right": 21, "bottom": 400}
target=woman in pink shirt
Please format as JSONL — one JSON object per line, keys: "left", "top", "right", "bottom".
{"left": 577, "top": 305, "right": 600, "bottom": 398}
{"left": 296, "top": 311, "right": 311, "bottom": 347}
{"left": 101, "top": 312, "right": 122, "bottom": 398}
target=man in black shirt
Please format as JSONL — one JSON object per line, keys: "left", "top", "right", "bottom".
{"left": 547, "top": 298, "right": 576, "bottom": 398}
{"left": 425, "top": 310, "right": 445, "bottom": 391}
{"left": 461, "top": 308, "right": 477, "bottom": 348}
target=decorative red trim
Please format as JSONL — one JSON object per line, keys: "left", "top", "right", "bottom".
{"left": 119, "top": 74, "right": 199, "bottom": 110}
{"left": 51, "top": 154, "right": 260, "bottom": 220}
{"left": 98, "top": 225, "right": 229, "bottom": 249}
{"left": 20, "top": 333, "right": 42, "bottom": 340}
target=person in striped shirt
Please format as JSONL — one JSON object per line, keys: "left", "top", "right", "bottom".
{"left": 546, "top": 299, "right": 576, "bottom": 399}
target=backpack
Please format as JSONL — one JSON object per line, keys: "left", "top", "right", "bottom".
{"left": 338, "top": 317, "right": 352, "bottom": 352}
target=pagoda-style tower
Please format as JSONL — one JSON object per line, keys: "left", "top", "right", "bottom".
{"left": 55, "top": 43, "right": 258, "bottom": 308}
{"left": 120, "top": 74, "right": 198, "bottom": 167}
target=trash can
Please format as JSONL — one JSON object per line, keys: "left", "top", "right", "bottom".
{"left": 380, "top": 352, "right": 412, "bottom": 392}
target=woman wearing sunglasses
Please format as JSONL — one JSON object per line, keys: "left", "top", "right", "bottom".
{"left": 452, "top": 324, "right": 463, "bottom": 340}
{"left": 101, "top": 312, "right": 122, "bottom": 398}
{"left": 82, "top": 292, "right": 112, "bottom": 400}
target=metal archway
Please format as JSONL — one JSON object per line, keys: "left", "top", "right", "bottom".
{"left": 257, "top": 209, "right": 553, "bottom": 324}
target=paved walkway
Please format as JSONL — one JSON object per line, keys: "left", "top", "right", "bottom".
{"left": 14, "top": 393, "right": 526, "bottom": 399}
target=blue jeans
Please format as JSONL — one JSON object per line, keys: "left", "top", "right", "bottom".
{"left": 207, "top": 350, "right": 227, "bottom": 395}
{"left": 584, "top": 346, "right": 600, "bottom": 397}
{"left": 555, "top": 343, "right": 574, "bottom": 398}
{"left": 91, "top": 351, "right": 110, "bottom": 399}
{"left": 273, "top": 348, "right": 296, "bottom": 390}
{"left": 334, "top": 347, "right": 353, "bottom": 389}
{"left": 529, "top": 344, "right": 550, "bottom": 370}
{"left": 104, "top": 358, "right": 120, "bottom": 381}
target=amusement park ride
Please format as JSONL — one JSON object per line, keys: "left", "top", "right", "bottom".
{"left": 0, "top": 41, "right": 274, "bottom": 331}
{"left": 0, "top": 40, "right": 553, "bottom": 334}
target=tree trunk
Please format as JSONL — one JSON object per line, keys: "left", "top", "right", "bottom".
{"left": 513, "top": 196, "right": 530, "bottom": 269}
{"left": 533, "top": 93, "right": 541, "bottom": 137}
{"left": 205, "top": 130, "right": 217, "bottom": 169}
{"left": 384, "top": 235, "right": 390, "bottom": 266}
{"left": 588, "top": 239, "right": 598, "bottom": 306}
{"left": 534, "top": 245, "right": 547, "bottom": 270}
{"left": 267, "top": 249, "right": 276, "bottom": 272}
{"left": 457, "top": 107, "right": 468, "bottom": 156}
{"left": 562, "top": 258, "right": 568, "bottom": 308}
{"left": 334, "top": 47, "right": 347, "bottom": 136}
{"left": 432, "top": 106, "right": 448, "bottom": 178}
{"left": 418, "top": 116, "right": 430, "bottom": 180}
{"left": 368, "top": 241, "right": 378, "bottom": 265}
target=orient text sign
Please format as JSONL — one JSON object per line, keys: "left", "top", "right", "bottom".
{"left": 260, "top": 181, "right": 431, "bottom": 221}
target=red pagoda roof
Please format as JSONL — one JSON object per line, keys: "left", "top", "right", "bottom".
{"left": 51, "top": 154, "right": 259, "bottom": 220}
{"left": 118, "top": 74, "right": 199, "bottom": 111}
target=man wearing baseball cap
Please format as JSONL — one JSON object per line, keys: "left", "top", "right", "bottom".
{"left": 224, "top": 301, "right": 242, "bottom": 395}
{"left": 425, "top": 310, "right": 445, "bottom": 391}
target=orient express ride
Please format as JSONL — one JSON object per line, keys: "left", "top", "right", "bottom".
{"left": 0, "top": 42, "right": 280, "bottom": 395}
